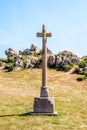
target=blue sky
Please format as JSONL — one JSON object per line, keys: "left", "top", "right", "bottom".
{"left": 0, "top": 0, "right": 87, "bottom": 57}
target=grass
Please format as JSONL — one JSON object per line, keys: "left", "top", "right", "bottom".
{"left": 0, "top": 67, "right": 87, "bottom": 130}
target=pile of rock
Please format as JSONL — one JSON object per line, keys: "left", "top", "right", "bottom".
{"left": 3, "top": 46, "right": 82, "bottom": 72}
{"left": 19, "top": 44, "right": 41, "bottom": 55}
{"left": 5, "top": 44, "right": 52, "bottom": 58}
{"left": 5, "top": 48, "right": 19, "bottom": 57}
{"left": 47, "top": 51, "right": 81, "bottom": 71}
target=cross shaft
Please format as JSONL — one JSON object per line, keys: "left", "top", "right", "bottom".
{"left": 37, "top": 25, "right": 52, "bottom": 97}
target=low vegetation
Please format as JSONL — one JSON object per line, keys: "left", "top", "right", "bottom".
{"left": 0, "top": 67, "right": 87, "bottom": 130}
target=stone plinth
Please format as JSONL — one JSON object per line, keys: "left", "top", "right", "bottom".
{"left": 40, "top": 87, "right": 49, "bottom": 97}
{"left": 30, "top": 97, "right": 57, "bottom": 115}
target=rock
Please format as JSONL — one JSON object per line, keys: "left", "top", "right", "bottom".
{"left": 30, "top": 44, "right": 35, "bottom": 51}
{"left": 48, "top": 55, "right": 55, "bottom": 66}
{"left": 56, "top": 56, "right": 62, "bottom": 67}
{"left": 5, "top": 48, "right": 19, "bottom": 57}
{"left": 47, "top": 48, "right": 52, "bottom": 54}
{"left": 63, "top": 57, "right": 71, "bottom": 65}
{"left": 30, "top": 58, "right": 37, "bottom": 68}
{"left": 34, "top": 60, "right": 42, "bottom": 68}
{"left": 84, "top": 67, "right": 87, "bottom": 72}
{"left": 19, "top": 50, "right": 23, "bottom": 55}
{"left": 22, "top": 49, "right": 34, "bottom": 55}
{"left": 26, "top": 57, "right": 37, "bottom": 68}
{"left": 56, "top": 51, "right": 74, "bottom": 71}
{"left": 0, "top": 61, "right": 3, "bottom": 66}
{"left": 71, "top": 55, "right": 81, "bottom": 64}
{"left": 14, "top": 57, "right": 24, "bottom": 70}
{"left": 78, "top": 68, "right": 83, "bottom": 74}
{"left": 35, "top": 46, "right": 40, "bottom": 54}
{"left": 26, "top": 58, "right": 31, "bottom": 68}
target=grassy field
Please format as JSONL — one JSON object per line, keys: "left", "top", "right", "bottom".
{"left": 0, "top": 67, "right": 87, "bottom": 130}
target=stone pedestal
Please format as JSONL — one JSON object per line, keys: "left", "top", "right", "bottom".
{"left": 30, "top": 97, "right": 57, "bottom": 115}
{"left": 40, "top": 87, "right": 49, "bottom": 97}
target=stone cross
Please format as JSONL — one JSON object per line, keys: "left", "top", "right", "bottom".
{"left": 37, "top": 25, "right": 52, "bottom": 97}
{"left": 30, "top": 25, "right": 57, "bottom": 115}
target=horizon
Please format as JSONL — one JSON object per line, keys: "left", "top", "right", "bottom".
{"left": 0, "top": 0, "right": 87, "bottom": 58}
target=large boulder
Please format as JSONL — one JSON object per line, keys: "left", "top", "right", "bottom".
{"left": 26, "top": 58, "right": 31, "bottom": 68}
{"left": 48, "top": 55, "right": 56, "bottom": 67}
{"left": 14, "top": 57, "right": 24, "bottom": 70}
{"left": 47, "top": 48, "right": 52, "bottom": 54}
{"left": 26, "top": 57, "right": 37, "bottom": 68}
{"left": 5, "top": 48, "right": 19, "bottom": 57}
{"left": 30, "top": 44, "right": 40, "bottom": 54}
{"left": 55, "top": 51, "right": 79, "bottom": 71}
{"left": 22, "top": 48, "right": 34, "bottom": 55}
{"left": 71, "top": 55, "right": 81, "bottom": 64}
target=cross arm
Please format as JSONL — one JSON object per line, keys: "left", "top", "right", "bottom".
{"left": 36, "top": 32, "right": 52, "bottom": 37}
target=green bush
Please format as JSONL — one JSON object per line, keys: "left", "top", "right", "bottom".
{"left": 38, "top": 56, "right": 42, "bottom": 62}
{"left": 7, "top": 56, "right": 15, "bottom": 63}
{"left": 21, "top": 55, "right": 28, "bottom": 68}
{"left": 83, "top": 72, "right": 87, "bottom": 77}
{"left": 21, "top": 55, "right": 28, "bottom": 62}
{"left": 74, "top": 67, "right": 80, "bottom": 73}
{"left": 76, "top": 76, "right": 86, "bottom": 81}
{"left": 4, "top": 63, "right": 14, "bottom": 72}
{"left": 82, "top": 56, "right": 87, "bottom": 62}
{"left": 63, "top": 63, "right": 73, "bottom": 72}
{"left": 78, "top": 61, "right": 86, "bottom": 68}
{"left": 0, "top": 58, "right": 7, "bottom": 63}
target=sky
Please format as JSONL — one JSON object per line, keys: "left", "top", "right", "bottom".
{"left": 0, "top": 0, "right": 87, "bottom": 58}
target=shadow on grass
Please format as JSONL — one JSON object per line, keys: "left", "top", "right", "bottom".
{"left": 0, "top": 112, "right": 32, "bottom": 118}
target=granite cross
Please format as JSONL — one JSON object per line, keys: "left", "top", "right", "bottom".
{"left": 37, "top": 25, "right": 52, "bottom": 97}
{"left": 30, "top": 25, "right": 57, "bottom": 115}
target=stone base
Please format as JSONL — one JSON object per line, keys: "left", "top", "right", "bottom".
{"left": 31, "top": 97, "right": 58, "bottom": 115}
{"left": 40, "top": 87, "right": 49, "bottom": 97}
{"left": 30, "top": 112, "right": 58, "bottom": 116}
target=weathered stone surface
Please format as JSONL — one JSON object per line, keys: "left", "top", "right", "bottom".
{"left": 22, "top": 49, "right": 34, "bottom": 55}
{"left": 0, "top": 61, "right": 3, "bottom": 66}
{"left": 71, "top": 55, "right": 81, "bottom": 65}
{"left": 30, "top": 44, "right": 40, "bottom": 53}
{"left": 84, "top": 67, "right": 87, "bottom": 72}
{"left": 48, "top": 55, "right": 55, "bottom": 66}
{"left": 35, "top": 46, "right": 40, "bottom": 53}
{"left": 55, "top": 51, "right": 81, "bottom": 72}
{"left": 47, "top": 48, "right": 52, "bottom": 54}
{"left": 14, "top": 57, "right": 24, "bottom": 70}
{"left": 5, "top": 48, "right": 19, "bottom": 57}
{"left": 26, "top": 58, "right": 31, "bottom": 68}
{"left": 33, "top": 97, "right": 55, "bottom": 113}
{"left": 30, "top": 44, "right": 35, "bottom": 51}
{"left": 34, "top": 60, "right": 42, "bottom": 68}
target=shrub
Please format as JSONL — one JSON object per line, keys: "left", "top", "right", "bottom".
{"left": 78, "top": 61, "right": 86, "bottom": 68}
{"left": 21, "top": 55, "right": 28, "bottom": 62}
{"left": 76, "top": 76, "right": 86, "bottom": 81}
{"left": 74, "top": 67, "right": 80, "bottom": 73}
{"left": 4, "top": 63, "right": 14, "bottom": 72}
{"left": 83, "top": 72, "right": 87, "bottom": 77}
{"left": 63, "top": 63, "right": 74, "bottom": 72}
{"left": 7, "top": 56, "right": 15, "bottom": 63}
{"left": 38, "top": 56, "right": 42, "bottom": 62}
{"left": 0, "top": 58, "right": 7, "bottom": 63}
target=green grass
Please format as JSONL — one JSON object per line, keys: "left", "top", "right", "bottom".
{"left": 0, "top": 67, "right": 87, "bottom": 130}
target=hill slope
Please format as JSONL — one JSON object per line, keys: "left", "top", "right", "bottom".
{"left": 0, "top": 67, "right": 87, "bottom": 130}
